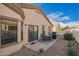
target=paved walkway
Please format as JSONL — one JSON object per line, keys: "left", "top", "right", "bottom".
{"left": 42, "top": 39, "right": 68, "bottom": 56}
{"left": 25, "top": 39, "right": 57, "bottom": 52}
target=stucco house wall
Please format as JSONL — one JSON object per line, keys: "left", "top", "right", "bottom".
{"left": 71, "top": 30, "right": 79, "bottom": 43}
{"left": 23, "top": 9, "right": 52, "bottom": 43}
{"left": 0, "top": 4, "right": 23, "bottom": 55}
{"left": 0, "top": 4, "right": 53, "bottom": 55}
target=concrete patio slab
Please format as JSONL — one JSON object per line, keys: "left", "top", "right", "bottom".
{"left": 24, "top": 39, "right": 58, "bottom": 53}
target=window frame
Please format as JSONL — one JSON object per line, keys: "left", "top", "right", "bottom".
{"left": 0, "top": 15, "right": 18, "bottom": 46}
{"left": 42, "top": 25, "right": 45, "bottom": 35}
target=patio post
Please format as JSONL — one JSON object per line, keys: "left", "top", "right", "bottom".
{"left": 17, "top": 20, "right": 21, "bottom": 42}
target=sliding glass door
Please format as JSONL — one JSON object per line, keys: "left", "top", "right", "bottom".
{"left": 28, "top": 25, "right": 38, "bottom": 42}
{"left": 1, "top": 19, "right": 17, "bottom": 45}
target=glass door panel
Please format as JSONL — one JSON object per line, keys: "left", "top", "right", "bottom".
{"left": 1, "top": 20, "right": 17, "bottom": 45}
{"left": 28, "top": 25, "right": 38, "bottom": 42}
{"left": 42, "top": 25, "right": 45, "bottom": 35}
{"left": 28, "top": 25, "right": 34, "bottom": 42}
{"left": 33, "top": 26, "right": 38, "bottom": 40}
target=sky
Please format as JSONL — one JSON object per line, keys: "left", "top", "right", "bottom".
{"left": 36, "top": 3, "right": 79, "bottom": 27}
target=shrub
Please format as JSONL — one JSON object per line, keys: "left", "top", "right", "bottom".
{"left": 68, "top": 42, "right": 72, "bottom": 47}
{"left": 68, "top": 41, "right": 75, "bottom": 47}
{"left": 67, "top": 48, "right": 77, "bottom": 56}
{"left": 64, "top": 33, "right": 75, "bottom": 41}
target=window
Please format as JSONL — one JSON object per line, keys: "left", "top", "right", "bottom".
{"left": 5, "top": 25, "right": 7, "bottom": 30}
{"left": 8, "top": 26, "right": 17, "bottom": 31}
{"left": 49, "top": 26, "right": 52, "bottom": 35}
{"left": 1, "top": 19, "right": 17, "bottom": 45}
{"left": 35, "top": 10, "right": 41, "bottom": 14}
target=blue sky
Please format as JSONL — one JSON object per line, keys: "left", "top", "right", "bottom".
{"left": 36, "top": 3, "right": 79, "bottom": 26}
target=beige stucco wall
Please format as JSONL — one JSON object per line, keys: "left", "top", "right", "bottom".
{"left": 71, "top": 30, "right": 79, "bottom": 43}
{"left": 0, "top": 4, "right": 22, "bottom": 20}
{"left": 0, "top": 4, "right": 52, "bottom": 55}
{"left": 23, "top": 9, "right": 52, "bottom": 43}
{"left": 0, "top": 4, "right": 23, "bottom": 42}
{"left": 0, "top": 4, "right": 23, "bottom": 55}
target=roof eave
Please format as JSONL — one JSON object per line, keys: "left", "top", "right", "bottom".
{"left": 2, "top": 3, "right": 25, "bottom": 20}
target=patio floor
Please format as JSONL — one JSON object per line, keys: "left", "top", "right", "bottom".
{"left": 42, "top": 38, "right": 68, "bottom": 56}
{"left": 25, "top": 39, "right": 57, "bottom": 53}
{"left": 10, "top": 46, "right": 40, "bottom": 56}
{"left": 11, "top": 34, "right": 68, "bottom": 56}
{"left": 10, "top": 33, "right": 79, "bottom": 56}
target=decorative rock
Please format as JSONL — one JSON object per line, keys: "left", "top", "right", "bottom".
{"left": 39, "top": 48, "right": 44, "bottom": 53}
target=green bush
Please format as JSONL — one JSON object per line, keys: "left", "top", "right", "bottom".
{"left": 67, "top": 48, "right": 77, "bottom": 56}
{"left": 68, "top": 42, "right": 72, "bottom": 47}
{"left": 68, "top": 41, "right": 75, "bottom": 47}
{"left": 64, "top": 33, "right": 75, "bottom": 41}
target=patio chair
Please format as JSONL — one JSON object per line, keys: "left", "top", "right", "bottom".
{"left": 46, "top": 35, "right": 52, "bottom": 41}
{"left": 41, "top": 34, "right": 52, "bottom": 41}
{"left": 41, "top": 34, "right": 47, "bottom": 41}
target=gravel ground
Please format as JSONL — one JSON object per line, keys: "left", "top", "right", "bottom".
{"left": 70, "top": 41, "right": 79, "bottom": 56}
